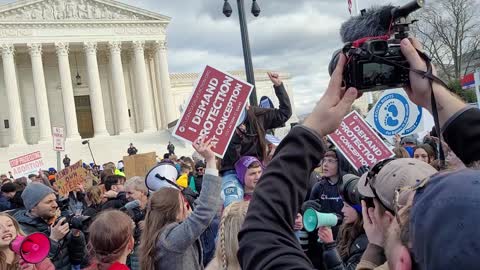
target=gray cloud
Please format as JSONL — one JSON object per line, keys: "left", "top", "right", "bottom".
{"left": 1, "top": 0, "right": 457, "bottom": 115}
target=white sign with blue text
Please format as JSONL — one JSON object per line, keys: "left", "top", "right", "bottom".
{"left": 366, "top": 89, "right": 424, "bottom": 139}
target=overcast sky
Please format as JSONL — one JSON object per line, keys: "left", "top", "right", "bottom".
{"left": 120, "top": 0, "right": 420, "bottom": 115}
{"left": 1, "top": 0, "right": 473, "bottom": 115}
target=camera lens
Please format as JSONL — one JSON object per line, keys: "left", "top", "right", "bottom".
{"left": 339, "top": 174, "right": 364, "bottom": 206}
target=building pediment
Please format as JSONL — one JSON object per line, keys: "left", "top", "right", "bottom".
{"left": 0, "top": 0, "right": 170, "bottom": 22}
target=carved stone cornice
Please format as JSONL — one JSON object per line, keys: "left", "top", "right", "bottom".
{"left": 0, "top": 43, "right": 14, "bottom": 56}
{"left": 132, "top": 40, "right": 145, "bottom": 52}
{"left": 54, "top": 42, "right": 69, "bottom": 56}
{"left": 108, "top": 41, "right": 122, "bottom": 54}
{"left": 153, "top": 40, "right": 167, "bottom": 51}
{"left": 0, "top": 0, "right": 159, "bottom": 21}
{"left": 83, "top": 41, "right": 97, "bottom": 55}
{"left": 27, "top": 43, "right": 42, "bottom": 56}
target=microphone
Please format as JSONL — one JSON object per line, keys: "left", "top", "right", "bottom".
{"left": 339, "top": 5, "right": 395, "bottom": 43}
{"left": 391, "top": 0, "right": 424, "bottom": 21}
{"left": 82, "top": 140, "right": 89, "bottom": 145}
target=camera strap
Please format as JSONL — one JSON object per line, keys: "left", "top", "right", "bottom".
{"left": 410, "top": 50, "right": 447, "bottom": 170}
{"left": 369, "top": 50, "right": 449, "bottom": 170}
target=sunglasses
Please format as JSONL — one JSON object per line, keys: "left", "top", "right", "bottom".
{"left": 196, "top": 167, "right": 204, "bottom": 172}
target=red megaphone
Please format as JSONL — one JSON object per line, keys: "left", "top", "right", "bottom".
{"left": 10, "top": 232, "right": 51, "bottom": 264}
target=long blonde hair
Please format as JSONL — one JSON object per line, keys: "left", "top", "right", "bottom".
{"left": 139, "top": 188, "right": 181, "bottom": 270}
{"left": 0, "top": 213, "right": 25, "bottom": 270}
{"left": 214, "top": 201, "right": 249, "bottom": 270}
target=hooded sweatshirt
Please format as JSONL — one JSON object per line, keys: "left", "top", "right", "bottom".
{"left": 309, "top": 149, "right": 355, "bottom": 216}
{"left": 307, "top": 149, "right": 356, "bottom": 269}
{"left": 234, "top": 156, "right": 263, "bottom": 202}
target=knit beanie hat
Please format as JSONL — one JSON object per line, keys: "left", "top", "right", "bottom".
{"left": 21, "top": 183, "right": 54, "bottom": 211}
{"left": 235, "top": 156, "right": 263, "bottom": 186}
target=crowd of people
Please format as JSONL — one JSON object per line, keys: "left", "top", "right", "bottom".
{"left": 1, "top": 34, "right": 479, "bottom": 270}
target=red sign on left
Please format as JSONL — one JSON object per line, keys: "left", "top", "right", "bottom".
{"left": 173, "top": 66, "right": 253, "bottom": 157}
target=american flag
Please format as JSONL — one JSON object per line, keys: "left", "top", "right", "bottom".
{"left": 348, "top": 0, "right": 352, "bottom": 14}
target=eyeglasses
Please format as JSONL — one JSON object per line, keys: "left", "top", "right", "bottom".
{"left": 364, "top": 158, "right": 396, "bottom": 213}
{"left": 196, "top": 167, "right": 204, "bottom": 172}
{"left": 322, "top": 158, "right": 338, "bottom": 164}
{"left": 393, "top": 176, "right": 430, "bottom": 228}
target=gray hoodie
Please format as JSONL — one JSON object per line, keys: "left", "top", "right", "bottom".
{"left": 155, "top": 168, "right": 222, "bottom": 270}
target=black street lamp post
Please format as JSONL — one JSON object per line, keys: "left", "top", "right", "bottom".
{"left": 223, "top": 0, "right": 260, "bottom": 106}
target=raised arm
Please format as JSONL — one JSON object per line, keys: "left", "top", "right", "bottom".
{"left": 238, "top": 54, "right": 358, "bottom": 270}
{"left": 159, "top": 138, "right": 222, "bottom": 252}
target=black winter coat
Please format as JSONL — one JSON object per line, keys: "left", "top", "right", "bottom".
{"left": 220, "top": 83, "right": 292, "bottom": 172}
{"left": 443, "top": 107, "right": 480, "bottom": 165}
{"left": 238, "top": 126, "right": 323, "bottom": 270}
{"left": 323, "top": 234, "right": 368, "bottom": 270}
{"left": 13, "top": 210, "right": 86, "bottom": 270}
{"left": 101, "top": 191, "right": 128, "bottom": 210}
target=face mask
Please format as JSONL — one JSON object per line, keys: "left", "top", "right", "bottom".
{"left": 404, "top": 146, "right": 415, "bottom": 158}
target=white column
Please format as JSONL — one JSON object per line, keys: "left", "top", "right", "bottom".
{"left": 84, "top": 42, "right": 108, "bottom": 137}
{"left": 55, "top": 42, "right": 80, "bottom": 139}
{"left": 154, "top": 40, "right": 176, "bottom": 125}
{"left": 108, "top": 41, "right": 132, "bottom": 134}
{"left": 1, "top": 43, "right": 26, "bottom": 145}
{"left": 28, "top": 43, "right": 52, "bottom": 142}
{"left": 152, "top": 43, "right": 167, "bottom": 129}
{"left": 132, "top": 40, "right": 156, "bottom": 132}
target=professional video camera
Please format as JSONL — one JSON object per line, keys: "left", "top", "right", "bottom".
{"left": 330, "top": 0, "right": 424, "bottom": 92}
{"left": 56, "top": 197, "right": 91, "bottom": 230}
{"left": 338, "top": 174, "right": 374, "bottom": 208}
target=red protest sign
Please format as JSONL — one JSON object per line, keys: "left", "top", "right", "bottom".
{"left": 328, "top": 111, "right": 394, "bottom": 170}
{"left": 173, "top": 66, "right": 254, "bottom": 157}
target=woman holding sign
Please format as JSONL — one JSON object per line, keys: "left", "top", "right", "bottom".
{"left": 220, "top": 72, "right": 292, "bottom": 207}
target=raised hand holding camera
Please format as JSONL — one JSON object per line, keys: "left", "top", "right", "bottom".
{"left": 330, "top": 0, "right": 424, "bottom": 92}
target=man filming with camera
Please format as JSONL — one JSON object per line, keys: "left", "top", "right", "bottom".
{"left": 13, "top": 183, "right": 87, "bottom": 270}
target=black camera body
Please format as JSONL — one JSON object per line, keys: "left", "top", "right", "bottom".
{"left": 336, "top": 0, "right": 424, "bottom": 92}
{"left": 55, "top": 213, "right": 90, "bottom": 230}
{"left": 339, "top": 174, "right": 375, "bottom": 208}
{"left": 55, "top": 197, "right": 90, "bottom": 230}
{"left": 343, "top": 40, "right": 410, "bottom": 91}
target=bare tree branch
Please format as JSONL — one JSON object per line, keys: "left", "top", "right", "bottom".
{"left": 414, "top": 0, "right": 480, "bottom": 81}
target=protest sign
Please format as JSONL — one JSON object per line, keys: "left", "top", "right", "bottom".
{"left": 173, "top": 66, "right": 254, "bottom": 157}
{"left": 366, "top": 89, "right": 424, "bottom": 139}
{"left": 328, "top": 111, "right": 394, "bottom": 170}
{"left": 52, "top": 127, "right": 65, "bottom": 151}
{"left": 123, "top": 152, "right": 157, "bottom": 180}
{"left": 9, "top": 151, "right": 45, "bottom": 179}
{"left": 55, "top": 160, "right": 88, "bottom": 197}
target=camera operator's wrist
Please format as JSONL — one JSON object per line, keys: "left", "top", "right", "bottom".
{"left": 431, "top": 83, "right": 467, "bottom": 127}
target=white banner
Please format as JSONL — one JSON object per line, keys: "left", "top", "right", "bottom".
{"left": 52, "top": 126, "right": 65, "bottom": 152}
